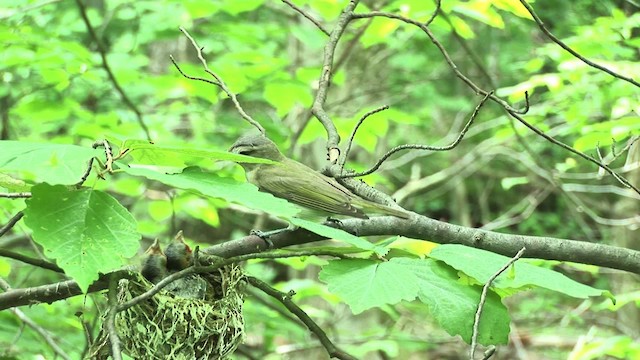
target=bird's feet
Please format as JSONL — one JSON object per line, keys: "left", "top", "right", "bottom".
{"left": 250, "top": 226, "right": 297, "bottom": 249}
{"left": 324, "top": 217, "right": 343, "bottom": 228}
{"left": 250, "top": 229, "right": 279, "bottom": 248}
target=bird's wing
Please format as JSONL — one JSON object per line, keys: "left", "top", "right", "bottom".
{"left": 257, "top": 161, "right": 369, "bottom": 218}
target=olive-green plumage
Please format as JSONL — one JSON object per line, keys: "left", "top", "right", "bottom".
{"left": 229, "top": 134, "right": 409, "bottom": 219}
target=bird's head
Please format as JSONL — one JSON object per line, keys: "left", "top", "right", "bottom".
{"left": 229, "top": 134, "right": 284, "bottom": 162}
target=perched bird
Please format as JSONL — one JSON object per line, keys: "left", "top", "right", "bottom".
{"left": 164, "top": 230, "right": 193, "bottom": 272}
{"left": 229, "top": 134, "right": 410, "bottom": 219}
{"left": 141, "top": 239, "right": 168, "bottom": 284}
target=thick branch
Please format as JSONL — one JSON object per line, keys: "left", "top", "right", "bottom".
{"left": 311, "top": 0, "right": 360, "bottom": 161}
{"left": 2, "top": 214, "right": 639, "bottom": 310}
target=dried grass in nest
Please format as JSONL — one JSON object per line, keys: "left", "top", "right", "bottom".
{"left": 91, "top": 265, "right": 245, "bottom": 360}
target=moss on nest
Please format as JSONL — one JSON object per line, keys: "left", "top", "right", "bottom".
{"left": 92, "top": 265, "right": 245, "bottom": 360}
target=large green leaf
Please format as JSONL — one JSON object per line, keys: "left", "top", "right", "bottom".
{"left": 0, "top": 141, "right": 102, "bottom": 185}
{"left": 398, "top": 257, "right": 509, "bottom": 345}
{"left": 23, "top": 184, "right": 140, "bottom": 292}
{"left": 319, "top": 258, "right": 419, "bottom": 314}
{"left": 430, "top": 244, "right": 606, "bottom": 299}
{"left": 319, "top": 257, "right": 509, "bottom": 345}
{"left": 121, "top": 166, "right": 300, "bottom": 218}
{"left": 121, "top": 141, "right": 276, "bottom": 167}
{"left": 290, "top": 218, "right": 386, "bottom": 255}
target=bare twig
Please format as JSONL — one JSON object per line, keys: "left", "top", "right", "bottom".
{"left": 340, "top": 91, "right": 491, "bottom": 178}
{"left": 470, "top": 247, "right": 526, "bottom": 359}
{"left": 339, "top": 104, "right": 390, "bottom": 168}
{"left": 0, "top": 192, "right": 31, "bottom": 198}
{"left": 425, "top": 0, "right": 441, "bottom": 27}
{"left": 174, "top": 27, "right": 265, "bottom": 134}
{"left": 0, "top": 277, "right": 71, "bottom": 360}
{"left": 0, "top": 248, "right": 64, "bottom": 273}
{"left": 247, "top": 276, "right": 357, "bottom": 360}
{"left": 281, "top": 0, "right": 330, "bottom": 36}
{"left": 0, "top": 211, "right": 24, "bottom": 237}
{"left": 351, "top": 11, "right": 640, "bottom": 195}
{"left": 519, "top": 0, "right": 640, "bottom": 89}
{"left": 311, "top": 0, "right": 361, "bottom": 163}
{"left": 74, "top": 0, "right": 152, "bottom": 141}
{"left": 106, "top": 275, "right": 123, "bottom": 360}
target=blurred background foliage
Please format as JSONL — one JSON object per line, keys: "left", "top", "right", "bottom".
{"left": 1, "top": 0, "right": 639, "bottom": 358}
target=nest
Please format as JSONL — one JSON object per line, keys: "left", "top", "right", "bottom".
{"left": 91, "top": 265, "right": 245, "bottom": 360}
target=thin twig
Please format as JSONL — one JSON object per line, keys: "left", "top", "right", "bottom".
{"left": 247, "top": 276, "right": 358, "bottom": 360}
{"left": 106, "top": 275, "right": 123, "bottom": 360}
{"left": 339, "top": 104, "right": 390, "bottom": 168}
{"left": 340, "top": 91, "right": 491, "bottom": 178}
{"left": 470, "top": 247, "right": 526, "bottom": 359}
{"left": 174, "top": 27, "right": 265, "bottom": 134}
{"left": 519, "top": 0, "right": 640, "bottom": 88}
{"left": 74, "top": 0, "right": 152, "bottom": 141}
{"left": 0, "top": 277, "right": 71, "bottom": 360}
{"left": 281, "top": 0, "right": 330, "bottom": 36}
{"left": 351, "top": 11, "right": 640, "bottom": 195}
{"left": 425, "top": 0, "right": 441, "bottom": 27}
{"left": 0, "top": 211, "right": 24, "bottom": 237}
{"left": 0, "top": 248, "right": 64, "bottom": 273}
{"left": 0, "top": 192, "right": 31, "bottom": 198}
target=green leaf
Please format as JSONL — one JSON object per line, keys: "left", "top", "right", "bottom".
{"left": 318, "top": 258, "right": 420, "bottom": 314}
{"left": 221, "top": 0, "right": 263, "bottom": 15}
{"left": 399, "top": 257, "right": 509, "bottom": 344}
{"left": 121, "top": 166, "right": 300, "bottom": 218}
{"left": 122, "top": 141, "right": 276, "bottom": 166}
{"left": 0, "top": 141, "right": 102, "bottom": 185}
{"left": 430, "top": 244, "right": 606, "bottom": 299}
{"left": 23, "top": 184, "right": 140, "bottom": 292}
{"left": 290, "top": 218, "right": 386, "bottom": 255}
{"left": 319, "top": 257, "right": 510, "bottom": 344}
{"left": 263, "top": 82, "right": 313, "bottom": 117}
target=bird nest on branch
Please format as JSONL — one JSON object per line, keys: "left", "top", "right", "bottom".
{"left": 92, "top": 265, "right": 245, "bottom": 360}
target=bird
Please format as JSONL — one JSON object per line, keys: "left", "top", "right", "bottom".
{"left": 229, "top": 134, "right": 410, "bottom": 220}
{"left": 164, "top": 230, "right": 193, "bottom": 272}
{"left": 141, "top": 239, "right": 168, "bottom": 284}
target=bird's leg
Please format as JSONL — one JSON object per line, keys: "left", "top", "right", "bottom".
{"left": 250, "top": 224, "right": 298, "bottom": 248}
{"left": 323, "top": 217, "right": 343, "bottom": 227}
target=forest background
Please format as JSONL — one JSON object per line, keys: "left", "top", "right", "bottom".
{"left": 1, "top": 0, "right": 639, "bottom": 359}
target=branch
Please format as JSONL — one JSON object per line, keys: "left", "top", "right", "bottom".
{"left": 173, "top": 27, "right": 265, "bottom": 135}
{"left": 350, "top": 11, "right": 640, "bottom": 195}
{"left": 74, "top": 0, "right": 152, "bottom": 141}
{"left": 281, "top": 0, "right": 330, "bottom": 36}
{"left": 0, "top": 211, "right": 24, "bottom": 237}
{"left": 0, "top": 248, "right": 64, "bottom": 273}
{"left": 106, "top": 275, "right": 123, "bottom": 360}
{"left": 470, "top": 247, "right": 526, "bottom": 359}
{"left": 3, "top": 214, "right": 639, "bottom": 311}
{"left": 519, "top": 0, "right": 639, "bottom": 89}
{"left": 340, "top": 91, "right": 490, "bottom": 178}
{"left": 0, "top": 277, "right": 71, "bottom": 360}
{"left": 0, "top": 192, "right": 31, "bottom": 198}
{"left": 339, "top": 104, "right": 390, "bottom": 168}
{"left": 247, "top": 276, "right": 357, "bottom": 360}
{"left": 311, "top": 0, "right": 360, "bottom": 163}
